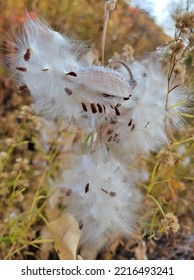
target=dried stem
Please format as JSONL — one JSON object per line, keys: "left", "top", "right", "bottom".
{"left": 108, "top": 58, "right": 134, "bottom": 79}
{"left": 102, "top": 0, "right": 117, "bottom": 65}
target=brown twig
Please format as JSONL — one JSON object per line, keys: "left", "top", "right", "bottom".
{"left": 102, "top": 0, "right": 117, "bottom": 65}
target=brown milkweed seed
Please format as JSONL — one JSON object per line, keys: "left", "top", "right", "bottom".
{"left": 64, "top": 87, "right": 73, "bottom": 96}
{"left": 16, "top": 67, "right": 27, "bottom": 72}
{"left": 81, "top": 103, "right": 88, "bottom": 112}
{"left": 66, "top": 71, "right": 77, "bottom": 77}
{"left": 91, "top": 103, "right": 97, "bottom": 113}
{"left": 85, "top": 183, "right": 90, "bottom": 193}
{"left": 24, "top": 48, "right": 31, "bottom": 61}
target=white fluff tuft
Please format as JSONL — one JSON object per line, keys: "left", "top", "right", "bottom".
{"left": 8, "top": 17, "right": 135, "bottom": 124}
{"left": 57, "top": 151, "right": 142, "bottom": 251}
{"left": 98, "top": 58, "right": 188, "bottom": 160}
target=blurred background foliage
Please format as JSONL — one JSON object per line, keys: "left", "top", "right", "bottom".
{"left": 0, "top": 0, "right": 194, "bottom": 260}
{"left": 0, "top": 0, "right": 169, "bottom": 61}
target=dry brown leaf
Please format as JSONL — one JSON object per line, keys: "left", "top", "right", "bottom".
{"left": 77, "top": 254, "right": 84, "bottom": 260}
{"left": 49, "top": 213, "right": 81, "bottom": 260}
